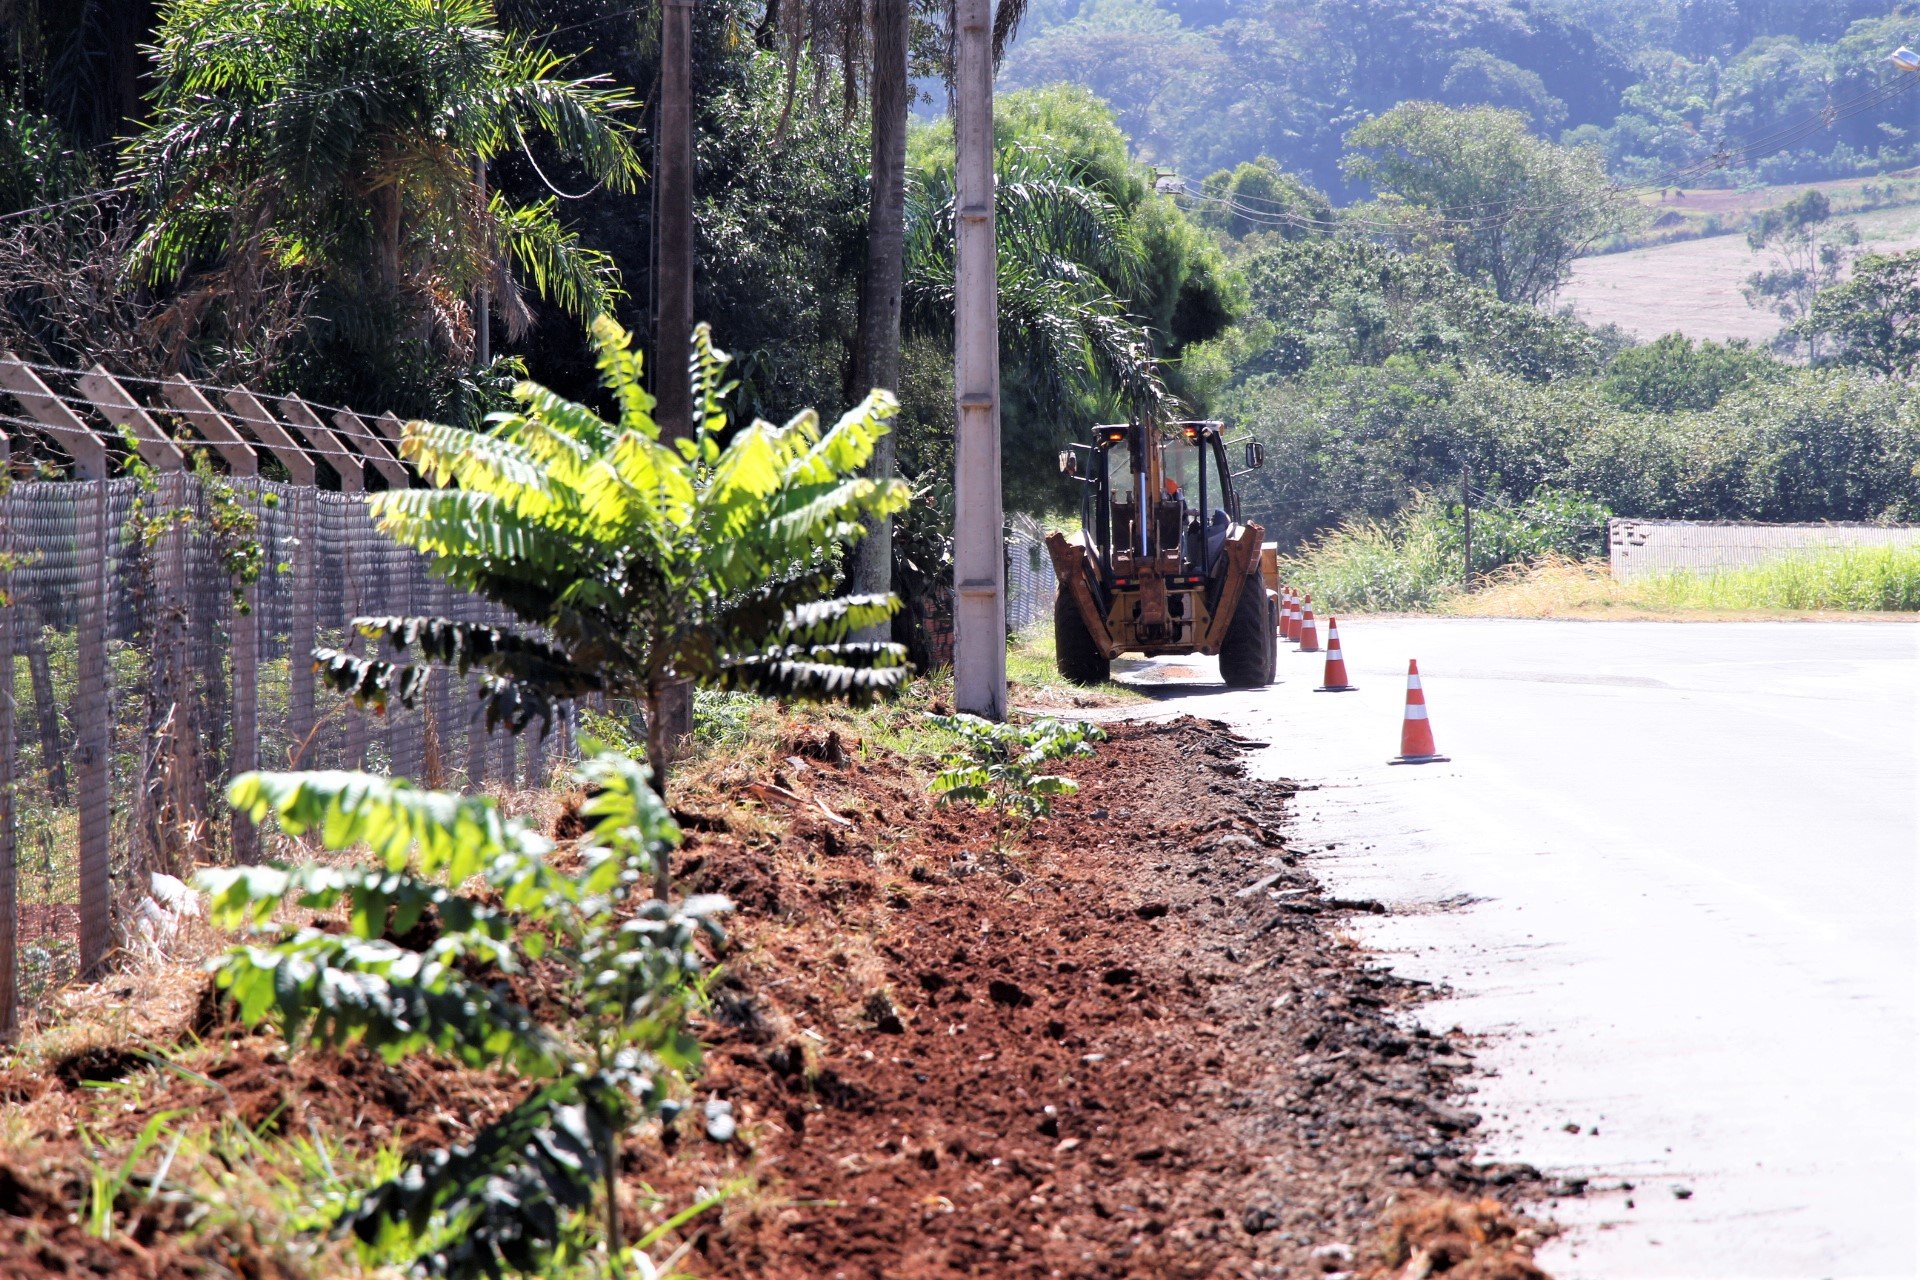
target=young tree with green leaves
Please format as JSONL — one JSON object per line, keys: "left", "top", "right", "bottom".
{"left": 1742, "top": 189, "right": 1860, "bottom": 359}
{"left": 315, "top": 316, "right": 911, "bottom": 879}
{"left": 1797, "top": 249, "right": 1920, "bottom": 378}
{"left": 197, "top": 751, "right": 723, "bottom": 1277}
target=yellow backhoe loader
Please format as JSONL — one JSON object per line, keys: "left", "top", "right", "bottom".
{"left": 1046, "top": 419, "right": 1280, "bottom": 687}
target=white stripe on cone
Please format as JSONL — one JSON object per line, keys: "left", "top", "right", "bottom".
{"left": 1404, "top": 705, "right": 1428, "bottom": 719}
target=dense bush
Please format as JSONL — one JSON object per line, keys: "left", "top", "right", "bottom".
{"left": 1231, "top": 342, "right": 1920, "bottom": 552}
{"left": 1279, "top": 488, "right": 1611, "bottom": 614}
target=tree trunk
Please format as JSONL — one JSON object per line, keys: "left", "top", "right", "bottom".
{"left": 846, "top": 0, "right": 911, "bottom": 639}
{"left": 643, "top": 686, "right": 673, "bottom": 902}
{"left": 374, "top": 184, "right": 402, "bottom": 293}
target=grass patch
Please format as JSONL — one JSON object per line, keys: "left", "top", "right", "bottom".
{"left": 1007, "top": 627, "right": 1147, "bottom": 706}
{"left": 1277, "top": 515, "right": 1462, "bottom": 614}
{"left": 1450, "top": 547, "right": 1920, "bottom": 618}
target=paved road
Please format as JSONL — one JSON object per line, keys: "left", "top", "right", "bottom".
{"left": 1111, "top": 619, "right": 1918, "bottom": 1280}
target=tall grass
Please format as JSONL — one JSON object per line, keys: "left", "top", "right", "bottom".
{"left": 1636, "top": 545, "right": 1920, "bottom": 612}
{"left": 1277, "top": 512, "right": 1462, "bottom": 613}
{"left": 1451, "top": 546, "right": 1920, "bottom": 617}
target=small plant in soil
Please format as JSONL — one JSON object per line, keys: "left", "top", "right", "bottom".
{"left": 194, "top": 749, "right": 727, "bottom": 1279}
{"left": 928, "top": 716, "right": 1106, "bottom": 850}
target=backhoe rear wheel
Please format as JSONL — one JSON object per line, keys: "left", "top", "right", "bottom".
{"left": 1218, "top": 574, "right": 1273, "bottom": 689}
{"left": 1054, "top": 590, "right": 1111, "bottom": 685}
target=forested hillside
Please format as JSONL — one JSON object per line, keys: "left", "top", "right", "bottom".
{"left": 1001, "top": 0, "right": 1920, "bottom": 191}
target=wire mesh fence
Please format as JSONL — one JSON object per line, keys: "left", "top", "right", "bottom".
{"left": 0, "top": 471, "right": 534, "bottom": 1027}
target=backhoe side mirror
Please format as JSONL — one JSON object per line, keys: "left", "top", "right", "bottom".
{"left": 1059, "top": 449, "right": 1079, "bottom": 478}
{"left": 1243, "top": 441, "right": 1265, "bottom": 471}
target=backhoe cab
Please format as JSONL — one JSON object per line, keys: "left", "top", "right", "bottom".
{"left": 1046, "top": 420, "right": 1280, "bottom": 688}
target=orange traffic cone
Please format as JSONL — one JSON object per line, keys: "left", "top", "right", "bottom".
{"left": 1389, "top": 659, "right": 1450, "bottom": 764}
{"left": 1281, "top": 588, "right": 1298, "bottom": 641}
{"left": 1314, "top": 616, "right": 1356, "bottom": 691}
{"left": 1298, "top": 597, "right": 1320, "bottom": 652}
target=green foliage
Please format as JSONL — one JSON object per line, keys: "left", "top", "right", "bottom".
{"left": 1194, "top": 157, "right": 1333, "bottom": 241}
{"left": 1633, "top": 545, "right": 1920, "bottom": 613}
{"left": 1740, "top": 189, "right": 1859, "bottom": 352}
{"left": 1601, "top": 333, "right": 1781, "bottom": 412}
{"left": 312, "top": 316, "right": 911, "bottom": 797}
{"left": 123, "top": 0, "right": 642, "bottom": 411}
{"left": 1194, "top": 237, "right": 1606, "bottom": 394}
{"left": 1279, "top": 487, "right": 1608, "bottom": 614}
{"left": 903, "top": 85, "right": 1237, "bottom": 512}
{"left": 0, "top": 93, "right": 94, "bottom": 215}
{"left": 1000, "top": 3, "right": 1919, "bottom": 192}
{"left": 195, "top": 752, "right": 725, "bottom": 1278}
{"left": 1797, "top": 248, "right": 1920, "bottom": 377}
{"left": 1342, "top": 103, "right": 1625, "bottom": 304}
{"left": 928, "top": 715, "right": 1106, "bottom": 850}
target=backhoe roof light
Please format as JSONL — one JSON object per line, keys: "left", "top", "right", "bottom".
{"left": 1096, "top": 425, "right": 1130, "bottom": 444}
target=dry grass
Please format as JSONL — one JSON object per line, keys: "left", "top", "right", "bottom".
{"left": 1562, "top": 196, "right": 1920, "bottom": 344}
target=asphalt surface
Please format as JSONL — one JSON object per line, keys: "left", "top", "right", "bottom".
{"left": 1111, "top": 619, "right": 1918, "bottom": 1280}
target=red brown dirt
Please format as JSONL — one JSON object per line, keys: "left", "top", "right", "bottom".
{"left": 0, "top": 714, "right": 1552, "bottom": 1279}
{"left": 644, "top": 717, "right": 1550, "bottom": 1278}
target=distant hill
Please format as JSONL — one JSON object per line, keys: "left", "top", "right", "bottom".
{"left": 999, "top": 1, "right": 1920, "bottom": 193}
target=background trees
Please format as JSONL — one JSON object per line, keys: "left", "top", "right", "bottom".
{"left": 1342, "top": 103, "right": 1623, "bottom": 305}
{"left": 1797, "top": 248, "right": 1920, "bottom": 376}
{"left": 125, "top": 0, "right": 644, "bottom": 415}
{"left": 999, "top": 2, "right": 1920, "bottom": 192}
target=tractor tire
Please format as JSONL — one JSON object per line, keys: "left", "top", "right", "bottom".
{"left": 1218, "top": 574, "right": 1272, "bottom": 689}
{"left": 1054, "top": 590, "right": 1111, "bottom": 685}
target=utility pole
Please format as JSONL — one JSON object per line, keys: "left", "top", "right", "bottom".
{"left": 952, "top": 0, "right": 1006, "bottom": 720}
{"left": 656, "top": 0, "right": 694, "bottom": 443}
{"left": 1461, "top": 463, "right": 1473, "bottom": 594}
{"left": 653, "top": 0, "right": 696, "bottom": 751}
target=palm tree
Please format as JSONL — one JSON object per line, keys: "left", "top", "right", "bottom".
{"left": 904, "top": 148, "right": 1171, "bottom": 422}
{"left": 124, "top": 0, "right": 644, "bottom": 377}
{"left": 765, "top": 0, "right": 1039, "bottom": 616}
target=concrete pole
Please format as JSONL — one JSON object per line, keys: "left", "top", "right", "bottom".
{"left": 653, "top": 0, "right": 697, "bottom": 750}
{"left": 655, "top": 0, "right": 695, "bottom": 443}
{"left": 952, "top": 0, "right": 1006, "bottom": 720}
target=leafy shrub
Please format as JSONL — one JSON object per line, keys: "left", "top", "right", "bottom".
{"left": 928, "top": 716, "right": 1106, "bottom": 850}
{"left": 316, "top": 316, "right": 912, "bottom": 808}
{"left": 1601, "top": 333, "right": 1780, "bottom": 412}
{"left": 195, "top": 751, "right": 726, "bottom": 1279}
{"left": 1280, "top": 488, "right": 1611, "bottom": 613}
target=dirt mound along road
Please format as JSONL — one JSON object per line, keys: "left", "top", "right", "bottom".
{"left": 0, "top": 715, "right": 1548, "bottom": 1279}
{"left": 653, "top": 716, "right": 1548, "bottom": 1278}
